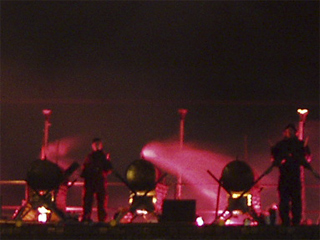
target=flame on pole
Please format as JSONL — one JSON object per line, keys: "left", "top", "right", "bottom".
{"left": 297, "top": 108, "right": 309, "bottom": 221}
{"left": 175, "top": 108, "right": 188, "bottom": 200}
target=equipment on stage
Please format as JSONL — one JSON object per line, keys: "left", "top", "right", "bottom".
{"left": 208, "top": 159, "right": 270, "bottom": 225}
{"left": 126, "top": 159, "right": 157, "bottom": 192}
{"left": 26, "top": 159, "right": 64, "bottom": 191}
{"left": 112, "top": 159, "right": 167, "bottom": 224}
{"left": 12, "top": 109, "right": 79, "bottom": 223}
{"left": 126, "top": 159, "right": 157, "bottom": 217}
{"left": 220, "top": 160, "right": 254, "bottom": 193}
{"left": 160, "top": 199, "right": 196, "bottom": 223}
{"left": 13, "top": 160, "right": 79, "bottom": 222}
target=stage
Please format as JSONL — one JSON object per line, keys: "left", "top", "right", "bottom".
{"left": 1, "top": 220, "right": 319, "bottom": 240}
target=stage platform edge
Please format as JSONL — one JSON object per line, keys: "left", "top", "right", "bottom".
{"left": 1, "top": 220, "right": 320, "bottom": 240}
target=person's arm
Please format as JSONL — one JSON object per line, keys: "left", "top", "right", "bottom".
{"left": 296, "top": 140, "right": 312, "bottom": 170}
{"left": 103, "top": 153, "right": 113, "bottom": 172}
{"left": 271, "top": 144, "right": 283, "bottom": 167}
{"left": 80, "top": 156, "right": 90, "bottom": 178}
{"left": 298, "top": 141, "right": 320, "bottom": 179}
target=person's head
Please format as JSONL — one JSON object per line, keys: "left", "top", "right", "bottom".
{"left": 283, "top": 124, "right": 297, "bottom": 139}
{"left": 91, "top": 138, "right": 103, "bottom": 151}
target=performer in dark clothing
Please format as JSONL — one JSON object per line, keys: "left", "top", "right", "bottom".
{"left": 80, "top": 138, "right": 113, "bottom": 222}
{"left": 271, "top": 124, "right": 312, "bottom": 226}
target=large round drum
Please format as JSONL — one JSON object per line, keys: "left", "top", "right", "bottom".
{"left": 220, "top": 160, "right": 254, "bottom": 192}
{"left": 126, "top": 159, "right": 156, "bottom": 192}
{"left": 26, "top": 159, "right": 64, "bottom": 191}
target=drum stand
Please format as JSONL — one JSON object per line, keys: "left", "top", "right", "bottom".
{"left": 13, "top": 186, "right": 66, "bottom": 222}
{"left": 207, "top": 164, "right": 274, "bottom": 225}
{"left": 13, "top": 161, "right": 79, "bottom": 222}
{"left": 112, "top": 170, "right": 167, "bottom": 224}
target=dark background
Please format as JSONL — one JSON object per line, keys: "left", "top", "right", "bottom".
{"left": 1, "top": 1, "right": 319, "bottom": 223}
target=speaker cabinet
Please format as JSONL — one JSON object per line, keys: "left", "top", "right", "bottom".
{"left": 160, "top": 199, "right": 196, "bottom": 222}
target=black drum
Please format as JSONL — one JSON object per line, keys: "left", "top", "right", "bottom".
{"left": 26, "top": 159, "right": 64, "bottom": 191}
{"left": 220, "top": 160, "right": 254, "bottom": 192}
{"left": 126, "top": 159, "right": 156, "bottom": 192}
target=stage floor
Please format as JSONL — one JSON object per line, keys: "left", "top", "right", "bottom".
{"left": 1, "top": 220, "right": 319, "bottom": 240}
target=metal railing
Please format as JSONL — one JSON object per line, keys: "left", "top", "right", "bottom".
{"left": 0, "top": 180, "right": 125, "bottom": 213}
{"left": 1, "top": 180, "right": 319, "bottom": 221}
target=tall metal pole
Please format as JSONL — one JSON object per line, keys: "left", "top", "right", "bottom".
{"left": 27, "top": 109, "right": 52, "bottom": 203}
{"left": 297, "top": 108, "right": 309, "bottom": 222}
{"left": 175, "top": 108, "right": 188, "bottom": 200}
{"left": 41, "top": 109, "right": 52, "bottom": 160}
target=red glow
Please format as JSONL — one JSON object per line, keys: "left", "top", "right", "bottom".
{"left": 42, "top": 136, "right": 83, "bottom": 170}
{"left": 142, "top": 141, "right": 233, "bottom": 210}
{"left": 42, "top": 109, "right": 52, "bottom": 116}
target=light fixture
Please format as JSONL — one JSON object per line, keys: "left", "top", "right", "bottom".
{"left": 196, "top": 216, "right": 204, "bottom": 226}
{"left": 37, "top": 206, "right": 51, "bottom": 223}
{"left": 113, "top": 159, "right": 165, "bottom": 224}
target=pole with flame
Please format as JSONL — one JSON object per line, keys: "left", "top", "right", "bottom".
{"left": 175, "top": 108, "right": 188, "bottom": 200}
{"left": 297, "top": 108, "right": 309, "bottom": 222}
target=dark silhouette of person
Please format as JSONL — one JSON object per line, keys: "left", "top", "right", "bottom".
{"left": 80, "top": 138, "right": 112, "bottom": 222}
{"left": 271, "top": 124, "right": 312, "bottom": 226}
